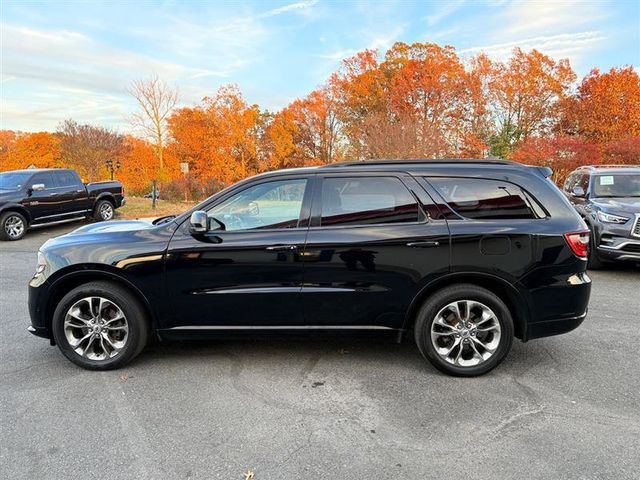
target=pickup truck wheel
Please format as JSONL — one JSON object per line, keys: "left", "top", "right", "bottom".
{"left": 0, "top": 211, "right": 27, "bottom": 241}
{"left": 52, "top": 281, "right": 149, "bottom": 370}
{"left": 414, "top": 284, "right": 514, "bottom": 377}
{"left": 94, "top": 200, "right": 114, "bottom": 221}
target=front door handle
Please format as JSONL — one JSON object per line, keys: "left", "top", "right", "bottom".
{"left": 265, "top": 245, "right": 299, "bottom": 251}
{"left": 406, "top": 241, "right": 440, "bottom": 248}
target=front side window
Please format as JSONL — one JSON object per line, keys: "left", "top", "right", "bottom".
{"left": 592, "top": 174, "right": 640, "bottom": 198}
{"left": 207, "top": 178, "right": 307, "bottom": 231}
{"left": 428, "top": 177, "right": 540, "bottom": 220}
{"left": 31, "top": 172, "right": 56, "bottom": 189}
{"left": 319, "top": 176, "right": 419, "bottom": 226}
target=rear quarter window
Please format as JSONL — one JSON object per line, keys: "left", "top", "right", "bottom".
{"left": 426, "top": 177, "right": 545, "bottom": 220}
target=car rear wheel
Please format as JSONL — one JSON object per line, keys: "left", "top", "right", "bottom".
{"left": 414, "top": 284, "right": 514, "bottom": 377}
{"left": 52, "top": 281, "right": 149, "bottom": 370}
{"left": 94, "top": 200, "right": 114, "bottom": 221}
{"left": 0, "top": 211, "right": 27, "bottom": 241}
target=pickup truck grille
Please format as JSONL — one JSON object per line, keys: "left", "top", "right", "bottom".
{"left": 633, "top": 215, "right": 640, "bottom": 238}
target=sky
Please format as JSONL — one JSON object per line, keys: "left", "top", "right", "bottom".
{"left": 1, "top": 0, "right": 639, "bottom": 132}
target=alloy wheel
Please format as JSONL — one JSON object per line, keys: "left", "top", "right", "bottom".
{"left": 430, "top": 300, "right": 502, "bottom": 367}
{"left": 100, "top": 202, "right": 114, "bottom": 220}
{"left": 4, "top": 215, "right": 25, "bottom": 239}
{"left": 64, "top": 296, "right": 129, "bottom": 360}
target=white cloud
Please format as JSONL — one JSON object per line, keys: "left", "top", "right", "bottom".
{"left": 425, "top": 1, "right": 465, "bottom": 27}
{"left": 459, "top": 31, "right": 606, "bottom": 60}
{"left": 257, "top": 0, "right": 319, "bottom": 19}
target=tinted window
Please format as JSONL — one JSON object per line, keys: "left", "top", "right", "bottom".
{"left": 0, "top": 172, "right": 31, "bottom": 190}
{"left": 55, "top": 170, "right": 81, "bottom": 188}
{"left": 31, "top": 172, "right": 56, "bottom": 189}
{"left": 429, "top": 178, "right": 538, "bottom": 220}
{"left": 320, "top": 177, "right": 419, "bottom": 226}
{"left": 208, "top": 178, "right": 307, "bottom": 231}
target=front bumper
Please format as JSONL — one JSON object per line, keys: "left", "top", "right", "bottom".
{"left": 28, "top": 282, "right": 52, "bottom": 341}
{"left": 597, "top": 239, "right": 640, "bottom": 262}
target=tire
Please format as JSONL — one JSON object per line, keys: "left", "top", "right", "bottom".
{"left": 94, "top": 199, "right": 115, "bottom": 221}
{"left": 414, "top": 284, "right": 514, "bottom": 377}
{"left": 52, "top": 281, "right": 150, "bottom": 370}
{"left": 587, "top": 233, "right": 606, "bottom": 270}
{"left": 0, "top": 211, "right": 27, "bottom": 241}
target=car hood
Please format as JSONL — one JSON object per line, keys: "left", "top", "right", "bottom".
{"left": 592, "top": 197, "right": 640, "bottom": 215}
{"left": 0, "top": 190, "right": 22, "bottom": 202}
{"left": 67, "top": 219, "right": 156, "bottom": 235}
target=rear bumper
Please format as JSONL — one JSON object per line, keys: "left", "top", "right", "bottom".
{"left": 523, "top": 271, "right": 591, "bottom": 341}
{"left": 526, "top": 310, "right": 587, "bottom": 340}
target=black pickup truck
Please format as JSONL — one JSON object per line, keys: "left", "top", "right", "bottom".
{"left": 0, "top": 168, "right": 125, "bottom": 241}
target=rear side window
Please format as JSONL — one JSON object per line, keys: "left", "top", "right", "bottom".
{"left": 428, "top": 177, "right": 542, "bottom": 220}
{"left": 54, "top": 170, "right": 82, "bottom": 188}
{"left": 320, "top": 176, "right": 419, "bottom": 226}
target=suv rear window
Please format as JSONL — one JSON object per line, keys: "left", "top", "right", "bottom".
{"left": 320, "top": 177, "right": 419, "bottom": 226}
{"left": 427, "top": 177, "right": 541, "bottom": 220}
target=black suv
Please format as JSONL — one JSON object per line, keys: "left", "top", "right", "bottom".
{"left": 28, "top": 160, "right": 591, "bottom": 376}
{"left": 563, "top": 165, "right": 640, "bottom": 268}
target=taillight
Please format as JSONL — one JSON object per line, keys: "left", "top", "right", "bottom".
{"left": 564, "top": 231, "right": 589, "bottom": 259}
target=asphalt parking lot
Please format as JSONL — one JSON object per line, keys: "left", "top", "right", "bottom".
{"left": 1, "top": 223, "right": 639, "bottom": 480}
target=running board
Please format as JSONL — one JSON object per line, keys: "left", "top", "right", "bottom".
{"left": 29, "top": 216, "right": 87, "bottom": 228}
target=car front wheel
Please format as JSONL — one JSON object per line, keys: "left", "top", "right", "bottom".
{"left": 0, "top": 211, "right": 27, "bottom": 241}
{"left": 414, "top": 284, "right": 514, "bottom": 377}
{"left": 52, "top": 281, "right": 149, "bottom": 370}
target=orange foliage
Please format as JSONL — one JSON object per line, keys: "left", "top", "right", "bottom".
{"left": 510, "top": 136, "right": 602, "bottom": 184}
{"left": 569, "top": 67, "right": 640, "bottom": 143}
{"left": 0, "top": 132, "right": 61, "bottom": 171}
{"left": 1, "top": 44, "right": 638, "bottom": 193}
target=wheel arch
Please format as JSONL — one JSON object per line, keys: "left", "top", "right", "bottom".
{"left": 94, "top": 194, "right": 116, "bottom": 209}
{"left": 0, "top": 204, "right": 32, "bottom": 224}
{"left": 45, "top": 268, "right": 157, "bottom": 341}
{"left": 403, "top": 272, "right": 529, "bottom": 340}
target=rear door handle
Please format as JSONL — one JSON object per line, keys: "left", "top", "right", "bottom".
{"left": 406, "top": 241, "right": 440, "bottom": 248}
{"left": 266, "top": 245, "right": 299, "bottom": 251}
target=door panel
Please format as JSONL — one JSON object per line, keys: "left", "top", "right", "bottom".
{"left": 164, "top": 175, "right": 314, "bottom": 328}
{"left": 165, "top": 229, "right": 308, "bottom": 327}
{"left": 301, "top": 174, "right": 450, "bottom": 329}
{"left": 53, "top": 170, "right": 90, "bottom": 216}
{"left": 22, "top": 172, "right": 61, "bottom": 222}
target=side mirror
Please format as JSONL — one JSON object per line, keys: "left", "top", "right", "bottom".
{"left": 189, "top": 211, "right": 209, "bottom": 234}
{"left": 31, "top": 183, "right": 45, "bottom": 192}
{"left": 571, "top": 186, "right": 585, "bottom": 198}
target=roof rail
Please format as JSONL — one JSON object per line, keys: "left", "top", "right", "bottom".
{"left": 320, "top": 158, "right": 518, "bottom": 168}
{"left": 576, "top": 164, "right": 636, "bottom": 170}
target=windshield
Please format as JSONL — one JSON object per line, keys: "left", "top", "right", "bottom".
{"left": 593, "top": 174, "right": 640, "bottom": 198}
{"left": 0, "top": 172, "right": 32, "bottom": 190}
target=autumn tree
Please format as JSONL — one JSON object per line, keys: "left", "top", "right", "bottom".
{"left": 511, "top": 136, "right": 601, "bottom": 184}
{"left": 1, "top": 132, "right": 61, "bottom": 171}
{"left": 565, "top": 66, "right": 640, "bottom": 144}
{"left": 168, "top": 85, "right": 264, "bottom": 185}
{"left": 488, "top": 48, "right": 575, "bottom": 157}
{"left": 57, "top": 120, "right": 125, "bottom": 181}
{"left": 129, "top": 74, "right": 179, "bottom": 178}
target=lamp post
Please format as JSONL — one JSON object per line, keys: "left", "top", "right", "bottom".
{"left": 105, "top": 159, "right": 121, "bottom": 180}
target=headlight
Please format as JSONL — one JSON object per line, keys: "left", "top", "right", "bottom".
{"left": 597, "top": 211, "right": 629, "bottom": 224}
{"left": 35, "top": 251, "right": 47, "bottom": 275}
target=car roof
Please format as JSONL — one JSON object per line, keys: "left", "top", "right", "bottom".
{"left": 575, "top": 165, "right": 640, "bottom": 174}
{"left": 2, "top": 168, "right": 71, "bottom": 175}
{"left": 251, "top": 159, "right": 534, "bottom": 179}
